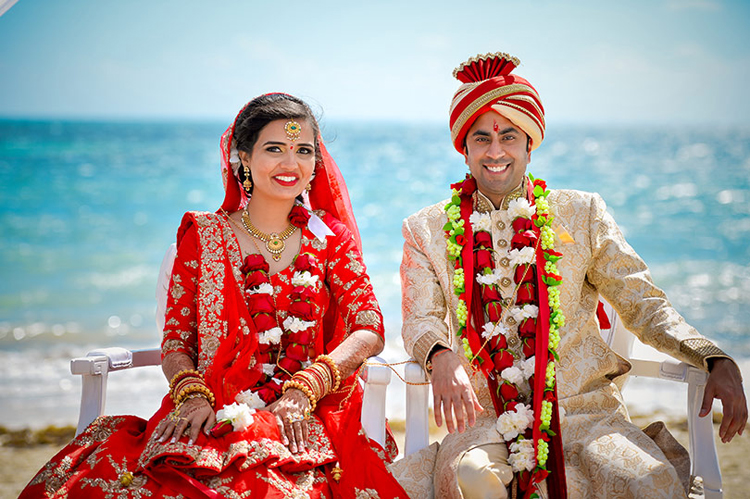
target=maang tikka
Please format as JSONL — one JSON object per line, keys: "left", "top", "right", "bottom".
{"left": 284, "top": 121, "right": 302, "bottom": 141}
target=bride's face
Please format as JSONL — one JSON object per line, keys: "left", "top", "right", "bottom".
{"left": 239, "top": 119, "right": 316, "bottom": 202}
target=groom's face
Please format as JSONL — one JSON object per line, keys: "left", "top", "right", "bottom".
{"left": 463, "top": 111, "right": 530, "bottom": 207}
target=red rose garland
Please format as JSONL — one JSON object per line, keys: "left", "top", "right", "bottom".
{"left": 228, "top": 205, "right": 319, "bottom": 407}
{"left": 444, "top": 174, "right": 567, "bottom": 498}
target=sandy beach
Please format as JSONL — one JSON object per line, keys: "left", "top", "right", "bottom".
{"left": 2, "top": 414, "right": 747, "bottom": 499}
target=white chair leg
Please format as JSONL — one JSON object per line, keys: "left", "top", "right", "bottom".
{"left": 361, "top": 356, "right": 391, "bottom": 448}
{"left": 686, "top": 367, "right": 723, "bottom": 498}
{"left": 404, "top": 361, "right": 429, "bottom": 456}
{"left": 70, "top": 354, "right": 111, "bottom": 435}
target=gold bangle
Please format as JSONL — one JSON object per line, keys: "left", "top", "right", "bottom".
{"left": 315, "top": 355, "right": 341, "bottom": 392}
{"left": 169, "top": 368, "right": 202, "bottom": 391}
{"left": 174, "top": 382, "right": 215, "bottom": 408}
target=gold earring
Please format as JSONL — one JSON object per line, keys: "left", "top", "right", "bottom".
{"left": 305, "top": 183, "right": 312, "bottom": 192}
{"left": 242, "top": 164, "right": 252, "bottom": 193}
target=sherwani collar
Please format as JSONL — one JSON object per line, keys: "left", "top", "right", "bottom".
{"left": 473, "top": 177, "right": 527, "bottom": 213}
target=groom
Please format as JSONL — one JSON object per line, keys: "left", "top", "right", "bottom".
{"left": 400, "top": 51, "right": 746, "bottom": 498}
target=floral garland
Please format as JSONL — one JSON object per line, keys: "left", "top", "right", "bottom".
{"left": 444, "top": 174, "right": 564, "bottom": 498}
{"left": 213, "top": 205, "right": 321, "bottom": 436}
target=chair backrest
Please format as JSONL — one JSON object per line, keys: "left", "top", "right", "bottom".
{"left": 598, "top": 299, "right": 635, "bottom": 360}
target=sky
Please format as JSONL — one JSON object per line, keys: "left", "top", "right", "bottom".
{"left": 1, "top": 0, "right": 749, "bottom": 125}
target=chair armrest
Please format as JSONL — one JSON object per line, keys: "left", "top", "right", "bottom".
{"left": 404, "top": 360, "right": 430, "bottom": 456}
{"left": 629, "top": 358, "right": 722, "bottom": 497}
{"left": 71, "top": 347, "right": 162, "bottom": 435}
{"left": 361, "top": 355, "right": 391, "bottom": 449}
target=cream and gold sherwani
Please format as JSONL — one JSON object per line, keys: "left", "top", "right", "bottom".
{"left": 401, "top": 184, "right": 728, "bottom": 498}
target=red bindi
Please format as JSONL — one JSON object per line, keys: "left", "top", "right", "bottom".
{"left": 493, "top": 121, "right": 499, "bottom": 132}
{"left": 290, "top": 145, "right": 294, "bottom": 150}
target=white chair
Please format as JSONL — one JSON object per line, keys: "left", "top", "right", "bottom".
{"left": 70, "top": 244, "right": 392, "bottom": 449}
{"left": 401, "top": 300, "right": 723, "bottom": 499}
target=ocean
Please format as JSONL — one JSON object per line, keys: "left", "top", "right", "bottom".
{"left": 1, "top": 119, "right": 749, "bottom": 429}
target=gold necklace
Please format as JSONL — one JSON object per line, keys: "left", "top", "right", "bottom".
{"left": 240, "top": 208, "right": 297, "bottom": 261}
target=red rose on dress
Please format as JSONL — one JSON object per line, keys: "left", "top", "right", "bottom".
{"left": 512, "top": 217, "right": 533, "bottom": 233}
{"left": 475, "top": 249, "right": 493, "bottom": 270}
{"left": 474, "top": 231, "right": 492, "bottom": 249}
{"left": 544, "top": 390, "right": 555, "bottom": 402}
{"left": 516, "top": 283, "right": 536, "bottom": 304}
{"left": 242, "top": 254, "right": 269, "bottom": 274}
{"left": 253, "top": 313, "right": 277, "bottom": 333}
{"left": 511, "top": 230, "right": 537, "bottom": 249}
{"left": 295, "top": 287, "right": 317, "bottom": 302}
{"left": 490, "top": 332, "right": 508, "bottom": 351}
{"left": 209, "top": 420, "right": 233, "bottom": 438}
{"left": 288, "top": 300, "right": 315, "bottom": 321}
{"left": 246, "top": 294, "right": 275, "bottom": 315}
{"left": 294, "top": 253, "right": 315, "bottom": 271}
{"left": 522, "top": 338, "right": 536, "bottom": 358}
{"left": 278, "top": 356, "right": 302, "bottom": 373}
{"left": 518, "top": 470, "right": 531, "bottom": 489}
{"left": 256, "top": 342, "right": 273, "bottom": 354}
{"left": 244, "top": 270, "right": 269, "bottom": 289}
{"left": 461, "top": 177, "right": 477, "bottom": 196}
{"left": 533, "top": 179, "right": 547, "bottom": 191}
{"left": 255, "top": 352, "right": 271, "bottom": 364}
{"left": 455, "top": 234, "right": 466, "bottom": 246}
{"left": 493, "top": 350, "right": 515, "bottom": 372}
{"left": 288, "top": 205, "right": 311, "bottom": 228}
{"left": 518, "top": 318, "right": 536, "bottom": 338}
{"left": 285, "top": 343, "right": 308, "bottom": 362}
{"left": 500, "top": 382, "right": 519, "bottom": 401}
{"left": 504, "top": 400, "right": 518, "bottom": 413}
{"left": 287, "top": 329, "right": 312, "bottom": 346}
{"left": 481, "top": 285, "right": 502, "bottom": 304}
{"left": 534, "top": 469, "right": 550, "bottom": 482}
{"left": 514, "top": 264, "right": 535, "bottom": 284}
{"left": 487, "top": 302, "right": 504, "bottom": 323}
{"left": 257, "top": 386, "right": 279, "bottom": 404}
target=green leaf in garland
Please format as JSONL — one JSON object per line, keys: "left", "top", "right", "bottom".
{"left": 546, "top": 429, "right": 557, "bottom": 437}
{"left": 454, "top": 227, "right": 465, "bottom": 236}
{"left": 452, "top": 194, "right": 461, "bottom": 205}
{"left": 544, "top": 253, "right": 562, "bottom": 263}
{"left": 533, "top": 185, "right": 544, "bottom": 198}
{"left": 551, "top": 349, "right": 560, "bottom": 361}
{"left": 534, "top": 218, "right": 545, "bottom": 228}
{"left": 443, "top": 222, "right": 453, "bottom": 232}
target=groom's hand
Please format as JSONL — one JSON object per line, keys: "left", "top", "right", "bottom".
{"left": 431, "top": 349, "right": 484, "bottom": 433}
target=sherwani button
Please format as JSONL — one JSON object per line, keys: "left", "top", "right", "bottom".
{"left": 500, "top": 257, "right": 510, "bottom": 267}
{"left": 501, "top": 277, "right": 512, "bottom": 287}
{"left": 498, "top": 239, "right": 508, "bottom": 247}
{"left": 496, "top": 221, "right": 506, "bottom": 230}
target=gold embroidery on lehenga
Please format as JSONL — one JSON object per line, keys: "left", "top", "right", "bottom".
{"left": 354, "top": 488, "right": 383, "bottom": 499}
{"left": 80, "top": 455, "right": 152, "bottom": 498}
{"left": 29, "top": 454, "right": 77, "bottom": 495}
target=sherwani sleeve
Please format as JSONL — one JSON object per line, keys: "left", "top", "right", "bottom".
{"left": 401, "top": 215, "right": 452, "bottom": 374}
{"left": 584, "top": 192, "right": 730, "bottom": 371}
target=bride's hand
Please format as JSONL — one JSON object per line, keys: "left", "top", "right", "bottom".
{"left": 153, "top": 396, "right": 216, "bottom": 445}
{"left": 267, "top": 389, "right": 312, "bottom": 454}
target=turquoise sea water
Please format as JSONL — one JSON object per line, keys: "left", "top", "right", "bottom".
{"left": 1, "top": 120, "right": 749, "bottom": 427}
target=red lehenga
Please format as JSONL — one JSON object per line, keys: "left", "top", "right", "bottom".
{"left": 20, "top": 96, "right": 408, "bottom": 499}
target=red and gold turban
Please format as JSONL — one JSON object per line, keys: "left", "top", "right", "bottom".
{"left": 449, "top": 52, "right": 545, "bottom": 153}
